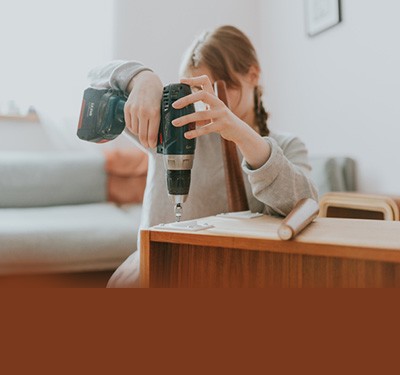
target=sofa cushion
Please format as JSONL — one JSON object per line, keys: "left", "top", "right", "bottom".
{"left": 309, "top": 156, "right": 357, "bottom": 197}
{"left": 0, "top": 152, "right": 107, "bottom": 208}
{"left": 335, "top": 157, "right": 357, "bottom": 191}
{"left": 0, "top": 203, "right": 141, "bottom": 275}
{"left": 104, "top": 148, "right": 148, "bottom": 177}
{"left": 104, "top": 148, "right": 148, "bottom": 204}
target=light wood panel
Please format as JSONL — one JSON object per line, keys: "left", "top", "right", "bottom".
{"left": 0, "top": 113, "right": 39, "bottom": 123}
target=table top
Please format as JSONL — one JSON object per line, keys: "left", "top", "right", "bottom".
{"left": 146, "top": 215, "right": 400, "bottom": 263}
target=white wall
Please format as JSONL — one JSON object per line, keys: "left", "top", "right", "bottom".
{"left": 259, "top": 0, "right": 400, "bottom": 194}
{"left": 1, "top": 0, "right": 261, "bottom": 152}
{"left": 5, "top": 0, "right": 399, "bottom": 193}
{"left": 113, "top": 0, "right": 262, "bottom": 84}
{"left": 0, "top": 0, "right": 113, "bottom": 122}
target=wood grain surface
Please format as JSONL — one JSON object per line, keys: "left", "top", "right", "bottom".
{"left": 140, "top": 216, "right": 400, "bottom": 288}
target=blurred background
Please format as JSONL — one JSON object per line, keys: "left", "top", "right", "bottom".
{"left": 1, "top": 0, "right": 400, "bottom": 194}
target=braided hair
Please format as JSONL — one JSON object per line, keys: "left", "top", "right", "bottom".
{"left": 254, "top": 86, "right": 270, "bottom": 136}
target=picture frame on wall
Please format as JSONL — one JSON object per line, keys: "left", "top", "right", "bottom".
{"left": 305, "top": 0, "right": 342, "bottom": 37}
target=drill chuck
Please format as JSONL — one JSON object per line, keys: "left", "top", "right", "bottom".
{"left": 167, "top": 170, "right": 191, "bottom": 199}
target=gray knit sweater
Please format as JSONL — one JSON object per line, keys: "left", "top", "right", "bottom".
{"left": 89, "top": 61, "right": 318, "bottom": 228}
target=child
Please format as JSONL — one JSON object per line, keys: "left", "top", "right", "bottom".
{"left": 89, "top": 25, "right": 318, "bottom": 287}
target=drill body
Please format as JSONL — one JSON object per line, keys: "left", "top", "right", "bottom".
{"left": 77, "top": 84, "right": 196, "bottom": 221}
{"left": 157, "top": 84, "right": 195, "bottom": 221}
{"left": 77, "top": 88, "right": 126, "bottom": 143}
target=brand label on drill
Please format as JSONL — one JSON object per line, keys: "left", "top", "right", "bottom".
{"left": 88, "top": 102, "right": 95, "bottom": 117}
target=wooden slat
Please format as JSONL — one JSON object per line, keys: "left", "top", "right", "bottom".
{"left": 0, "top": 113, "right": 39, "bottom": 123}
{"left": 140, "top": 230, "right": 150, "bottom": 288}
{"left": 214, "top": 81, "right": 249, "bottom": 212}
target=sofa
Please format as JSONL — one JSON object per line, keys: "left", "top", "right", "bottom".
{"left": 0, "top": 149, "right": 147, "bottom": 286}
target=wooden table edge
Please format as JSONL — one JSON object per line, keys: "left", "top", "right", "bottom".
{"left": 142, "top": 229, "right": 400, "bottom": 265}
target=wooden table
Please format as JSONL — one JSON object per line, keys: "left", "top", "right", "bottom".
{"left": 140, "top": 216, "right": 400, "bottom": 288}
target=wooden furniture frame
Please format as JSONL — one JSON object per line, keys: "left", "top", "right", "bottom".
{"left": 319, "top": 192, "right": 400, "bottom": 221}
{"left": 140, "top": 216, "right": 400, "bottom": 288}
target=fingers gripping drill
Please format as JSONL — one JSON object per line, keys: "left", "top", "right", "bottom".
{"left": 77, "top": 84, "right": 196, "bottom": 222}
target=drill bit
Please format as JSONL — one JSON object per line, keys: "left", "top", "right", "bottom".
{"left": 175, "top": 203, "right": 182, "bottom": 222}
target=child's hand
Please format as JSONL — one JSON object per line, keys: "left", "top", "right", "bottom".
{"left": 125, "top": 71, "right": 163, "bottom": 148}
{"left": 171, "top": 75, "right": 247, "bottom": 143}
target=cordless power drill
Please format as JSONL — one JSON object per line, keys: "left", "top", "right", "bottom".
{"left": 77, "top": 84, "right": 196, "bottom": 222}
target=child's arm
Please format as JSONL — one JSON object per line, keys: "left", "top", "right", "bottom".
{"left": 242, "top": 135, "right": 318, "bottom": 216}
{"left": 172, "top": 75, "right": 318, "bottom": 216}
{"left": 88, "top": 60, "right": 163, "bottom": 149}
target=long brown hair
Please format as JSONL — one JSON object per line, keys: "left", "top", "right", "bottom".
{"left": 180, "top": 25, "right": 269, "bottom": 136}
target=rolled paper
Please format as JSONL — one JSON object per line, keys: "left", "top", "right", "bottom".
{"left": 278, "top": 198, "right": 320, "bottom": 240}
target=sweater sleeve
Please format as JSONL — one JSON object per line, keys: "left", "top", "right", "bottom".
{"left": 87, "top": 60, "right": 152, "bottom": 93}
{"left": 86, "top": 60, "right": 154, "bottom": 152}
{"left": 242, "top": 135, "right": 318, "bottom": 216}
